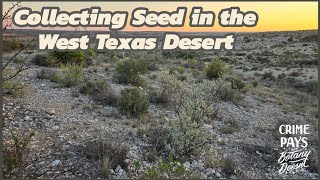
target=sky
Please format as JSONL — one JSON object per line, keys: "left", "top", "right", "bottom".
{"left": 2, "top": 1, "right": 318, "bottom": 32}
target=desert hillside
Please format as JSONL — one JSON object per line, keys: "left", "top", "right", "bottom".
{"left": 3, "top": 30, "right": 318, "bottom": 179}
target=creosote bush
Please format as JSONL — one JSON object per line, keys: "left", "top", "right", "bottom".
{"left": 205, "top": 58, "right": 228, "bottom": 79}
{"left": 117, "top": 87, "right": 150, "bottom": 118}
{"left": 114, "top": 59, "right": 148, "bottom": 86}
{"left": 79, "top": 79, "right": 118, "bottom": 106}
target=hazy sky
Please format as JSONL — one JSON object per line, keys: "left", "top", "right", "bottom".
{"left": 2, "top": 1, "right": 318, "bottom": 32}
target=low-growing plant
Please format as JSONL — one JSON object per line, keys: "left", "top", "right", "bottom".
{"left": 48, "top": 51, "right": 86, "bottom": 65}
{"left": 36, "top": 69, "right": 61, "bottom": 83}
{"left": 262, "top": 71, "right": 275, "bottom": 81}
{"left": 215, "top": 79, "right": 242, "bottom": 102}
{"left": 225, "top": 75, "right": 247, "bottom": 91}
{"left": 117, "top": 87, "right": 150, "bottom": 118}
{"left": 3, "top": 68, "right": 29, "bottom": 97}
{"left": 114, "top": 59, "right": 148, "bottom": 86}
{"left": 142, "top": 156, "right": 194, "bottom": 179}
{"left": 79, "top": 79, "right": 117, "bottom": 106}
{"left": 205, "top": 58, "right": 228, "bottom": 79}
{"left": 60, "top": 64, "right": 84, "bottom": 87}
{"left": 32, "top": 54, "right": 51, "bottom": 66}
{"left": 177, "top": 66, "right": 186, "bottom": 74}
{"left": 4, "top": 130, "right": 35, "bottom": 176}
{"left": 3, "top": 38, "right": 24, "bottom": 52}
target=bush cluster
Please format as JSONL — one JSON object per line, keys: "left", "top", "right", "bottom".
{"left": 114, "top": 59, "right": 148, "bottom": 86}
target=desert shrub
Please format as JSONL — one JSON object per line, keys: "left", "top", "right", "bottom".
{"left": 36, "top": 68, "right": 61, "bottom": 83}
{"left": 4, "top": 130, "right": 35, "bottom": 176}
{"left": 305, "top": 81, "right": 318, "bottom": 95}
{"left": 252, "top": 80, "right": 258, "bottom": 87}
{"left": 48, "top": 51, "right": 86, "bottom": 65}
{"left": 221, "top": 157, "right": 236, "bottom": 176}
{"left": 142, "top": 156, "right": 194, "bottom": 179}
{"left": 205, "top": 58, "right": 228, "bottom": 79}
{"left": 79, "top": 79, "right": 117, "bottom": 106}
{"left": 32, "top": 54, "right": 52, "bottom": 66}
{"left": 147, "top": 73, "right": 184, "bottom": 106}
{"left": 178, "top": 84, "right": 214, "bottom": 125}
{"left": 117, "top": 87, "right": 150, "bottom": 118}
{"left": 88, "top": 48, "right": 96, "bottom": 58}
{"left": 169, "top": 115, "right": 207, "bottom": 159}
{"left": 3, "top": 68, "right": 28, "bottom": 97}
{"left": 3, "top": 38, "right": 24, "bottom": 52}
{"left": 60, "top": 64, "right": 84, "bottom": 87}
{"left": 225, "top": 75, "right": 247, "bottom": 91}
{"left": 114, "top": 59, "right": 148, "bottom": 86}
{"left": 194, "top": 79, "right": 242, "bottom": 103}
{"left": 220, "top": 119, "right": 240, "bottom": 134}
{"left": 261, "top": 71, "right": 275, "bottom": 80}
{"left": 177, "top": 66, "right": 185, "bottom": 74}
{"left": 146, "top": 124, "right": 171, "bottom": 154}
{"left": 177, "top": 74, "right": 187, "bottom": 81}
{"left": 84, "top": 139, "right": 129, "bottom": 174}
{"left": 40, "top": 65, "right": 84, "bottom": 87}
{"left": 184, "top": 59, "right": 198, "bottom": 69}
{"left": 215, "top": 79, "right": 242, "bottom": 102}
{"left": 147, "top": 63, "right": 159, "bottom": 71}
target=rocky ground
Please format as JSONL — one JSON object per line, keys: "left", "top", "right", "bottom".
{"left": 3, "top": 30, "right": 318, "bottom": 179}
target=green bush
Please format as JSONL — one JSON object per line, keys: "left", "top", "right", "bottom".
{"left": 32, "top": 54, "right": 51, "bottom": 66}
{"left": 117, "top": 87, "right": 150, "bottom": 118}
{"left": 48, "top": 51, "right": 86, "bottom": 65}
{"left": 177, "top": 66, "right": 186, "bottom": 74}
{"left": 114, "top": 59, "right": 148, "bottom": 86}
{"left": 79, "top": 79, "right": 117, "bottom": 106}
{"left": 225, "top": 75, "right": 247, "bottom": 91}
{"left": 205, "top": 59, "right": 227, "bottom": 79}
{"left": 60, "top": 64, "right": 84, "bottom": 87}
